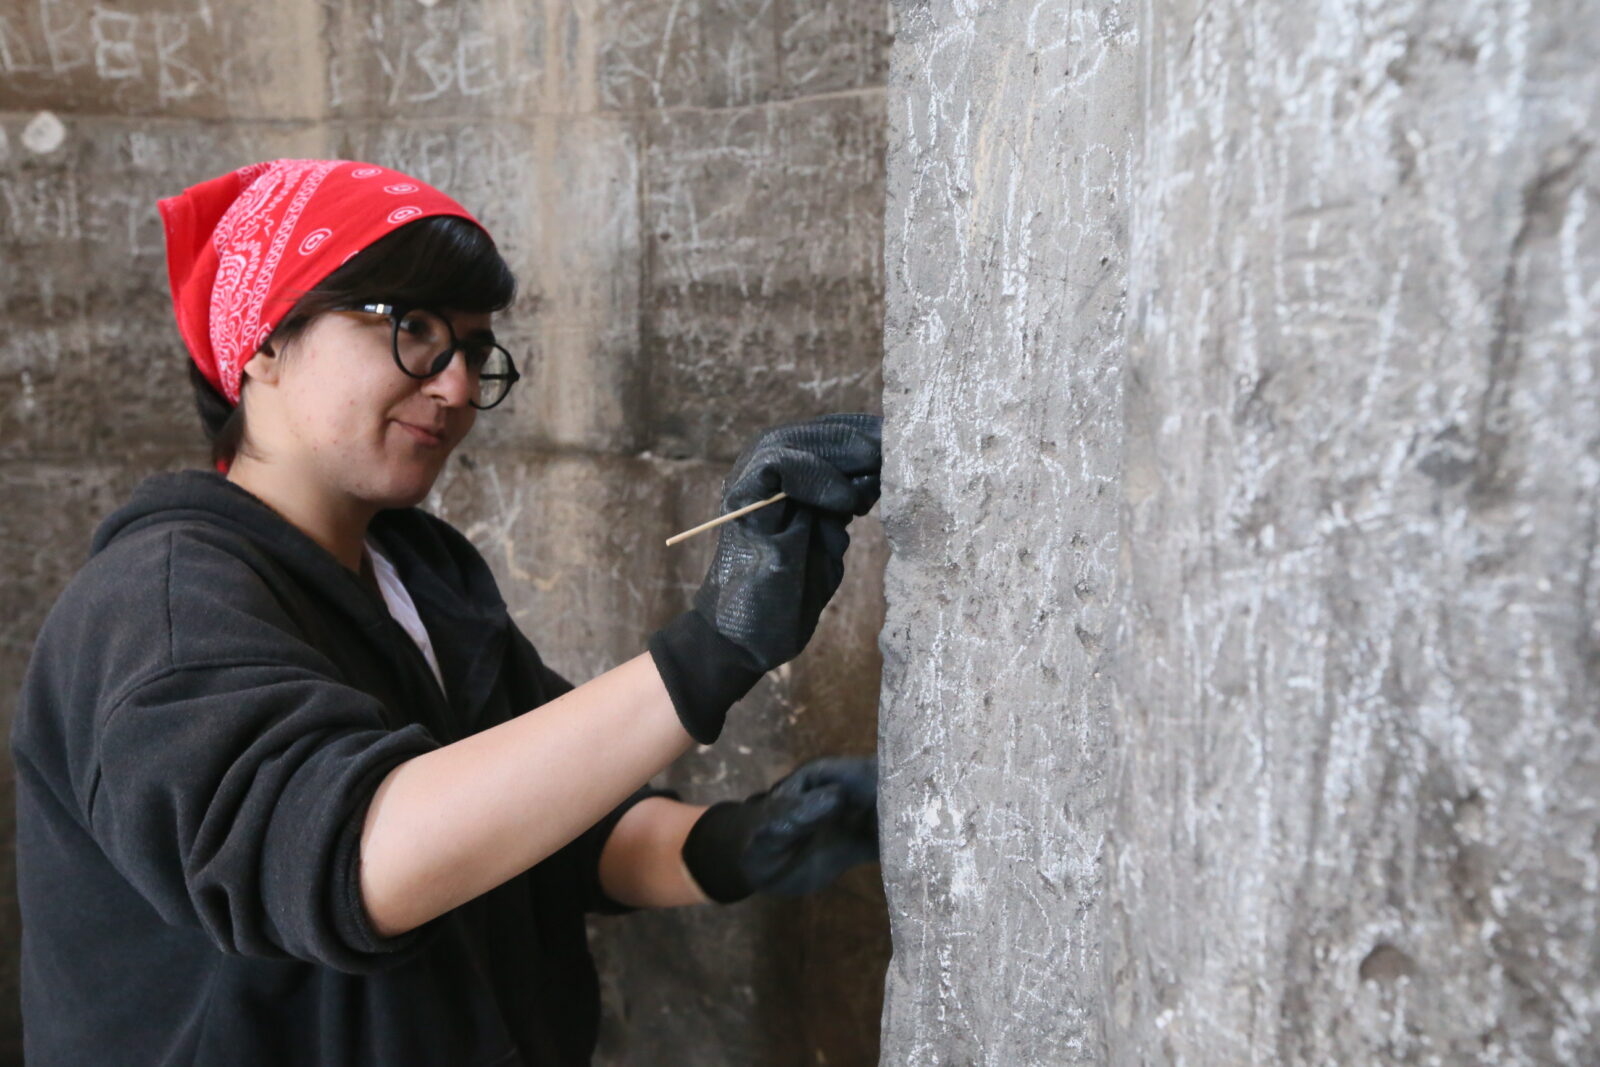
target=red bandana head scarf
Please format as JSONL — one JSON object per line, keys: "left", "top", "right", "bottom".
{"left": 158, "top": 158, "right": 487, "bottom": 420}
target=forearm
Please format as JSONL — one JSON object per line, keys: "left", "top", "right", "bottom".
{"left": 597, "top": 796, "right": 714, "bottom": 909}
{"left": 359, "top": 651, "right": 697, "bottom": 936}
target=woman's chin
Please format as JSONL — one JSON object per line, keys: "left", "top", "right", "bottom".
{"left": 369, "top": 462, "right": 444, "bottom": 510}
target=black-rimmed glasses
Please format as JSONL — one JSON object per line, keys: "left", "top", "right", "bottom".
{"left": 349, "top": 302, "right": 521, "bottom": 410}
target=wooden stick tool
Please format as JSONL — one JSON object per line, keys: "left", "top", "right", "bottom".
{"left": 665, "top": 492, "right": 788, "bottom": 546}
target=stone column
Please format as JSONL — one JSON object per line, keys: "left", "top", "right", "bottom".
{"left": 879, "top": 0, "right": 1599, "bottom": 1063}
{"left": 877, "top": 1, "right": 1139, "bottom": 1061}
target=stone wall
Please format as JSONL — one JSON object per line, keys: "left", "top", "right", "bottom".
{"left": 879, "top": 0, "right": 1599, "bottom": 1064}
{"left": 0, "top": 2, "right": 892, "bottom": 1064}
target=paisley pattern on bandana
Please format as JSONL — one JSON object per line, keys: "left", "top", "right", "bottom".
{"left": 208, "top": 160, "right": 340, "bottom": 404}
{"left": 157, "top": 158, "right": 488, "bottom": 434}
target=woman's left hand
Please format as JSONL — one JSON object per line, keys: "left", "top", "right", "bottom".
{"left": 681, "top": 756, "right": 879, "bottom": 903}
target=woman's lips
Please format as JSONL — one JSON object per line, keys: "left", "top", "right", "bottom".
{"left": 395, "top": 421, "right": 444, "bottom": 446}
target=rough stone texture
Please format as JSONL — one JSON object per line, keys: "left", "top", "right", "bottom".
{"left": 877, "top": 1, "right": 1137, "bottom": 1062}
{"left": 0, "top": 1, "right": 325, "bottom": 118}
{"left": 596, "top": 0, "right": 891, "bottom": 111}
{"left": 1, "top": 120, "right": 331, "bottom": 461}
{"left": 325, "top": 0, "right": 543, "bottom": 119}
{"left": 1111, "top": 2, "right": 1600, "bottom": 1063}
{"left": 645, "top": 93, "right": 886, "bottom": 460}
{"left": 880, "top": 0, "right": 1600, "bottom": 1064}
{"left": 0, "top": 0, "right": 892, "bottom": 1062}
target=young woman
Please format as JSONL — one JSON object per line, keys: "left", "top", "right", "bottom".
{"left": 10, "top": 159, "right": 881, "bottom": 1066}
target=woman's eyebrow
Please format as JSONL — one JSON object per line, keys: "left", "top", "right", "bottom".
{"left": 461, "top": 327, "right": 498, "bottom": 344}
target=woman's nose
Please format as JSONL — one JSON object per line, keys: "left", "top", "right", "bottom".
{"left": 423, "top": 349, "right": 475, "bottom": 407}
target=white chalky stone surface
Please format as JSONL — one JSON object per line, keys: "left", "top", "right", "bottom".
{"left": 879, "top": 0, "right": 1599, "bottom": 1064}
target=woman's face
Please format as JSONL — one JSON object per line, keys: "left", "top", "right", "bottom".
{"left": 242, "top": 306, "right": 488, "bottom": 509}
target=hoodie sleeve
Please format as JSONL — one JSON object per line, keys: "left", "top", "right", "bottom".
{"left": 507, "top": 636, "right": 681, "bottom": 915}
{"left": 84, "top": 528, "right": 444, "bottom": 972}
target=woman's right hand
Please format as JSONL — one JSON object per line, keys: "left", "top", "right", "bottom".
{"left": 648, "top": 413, "right": 882, "bottom": 745}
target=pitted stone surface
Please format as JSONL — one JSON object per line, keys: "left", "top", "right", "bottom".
{"left": 877, "top": 1, "right": 1137, "bottom": 1062}
{"left": 879, "top": 0, "right": 1599, "bottom": 1064}
{"left": 1110, "top": 2, "right": 1600, "bottom": 1063}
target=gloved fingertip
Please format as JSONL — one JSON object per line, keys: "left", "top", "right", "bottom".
{"left": 850, "top": 473, "right": 881, "bottom": 516}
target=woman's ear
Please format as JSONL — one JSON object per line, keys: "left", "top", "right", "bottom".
{"left": 240, "top": 343, "right": 281, "bottom": 386}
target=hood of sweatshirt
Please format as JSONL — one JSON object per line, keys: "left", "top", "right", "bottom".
{"left": 89, "top": 468, "right": 517, "bottom": 726}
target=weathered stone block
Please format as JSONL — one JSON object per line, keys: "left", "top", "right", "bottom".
{"left": 593, "top": 0, "right": 890, "bottom": 112}
{"left": 777, "top": 0, "right": 892, "bottom": 98}
{"left": 0, "top": 116, "right": 327, "bottom": 462}
{"left": 0, "top": 0, "right": 324, "bottom": 119}
{"left": 880, "top": 0, "right": 1599, "bottom": 1063}
{"left": 1107, "top": 2, "right": 1600, "bottom": 1063}
{"left": 596, "top": 0, "right": 779, "bottom": 112}
{"left": 876, "top": 5, "right": 1136, "bottom": 1063}
{"left": 643, "top": 94, "right": 885, "bottom": 461}
{"left": 325, "top": 0, "right": 545, "bottom": 119}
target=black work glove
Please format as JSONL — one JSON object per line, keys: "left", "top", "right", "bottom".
{"left": 649, "top": 413, "right": 881, "bottom": 744}
{"left": 681, "top": 756, "right": 879, "bottom": 904}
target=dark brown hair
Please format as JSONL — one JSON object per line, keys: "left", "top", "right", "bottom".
{"left": 189, "top": 214, "right": 517, "bottom": 470}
